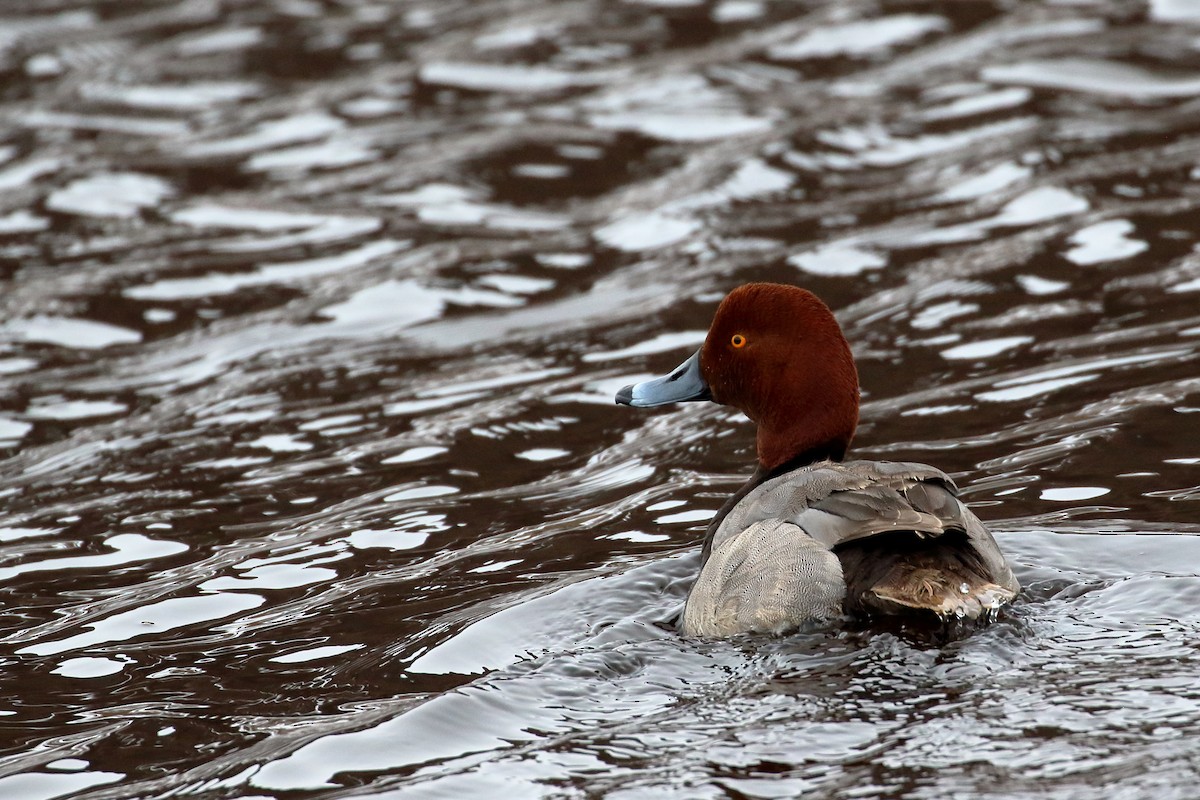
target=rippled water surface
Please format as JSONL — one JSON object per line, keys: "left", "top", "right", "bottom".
{"left": 3, "top": 0, "right": 1200, "bottom": 797}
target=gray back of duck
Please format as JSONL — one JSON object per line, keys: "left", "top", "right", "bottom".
{"left": 682, "top": 460, "right": 1019, "bottom": 637}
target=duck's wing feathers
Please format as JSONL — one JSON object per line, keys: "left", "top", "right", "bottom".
{"left": 712, "top": 460, "right": 1018, "bottom": 619}
{"left": 714, "top": 460, "right": 957, "bottom": 550}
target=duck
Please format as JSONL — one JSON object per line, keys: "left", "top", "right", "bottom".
{"left": 615, "top": 282, "right": 1019, "bottom": 637}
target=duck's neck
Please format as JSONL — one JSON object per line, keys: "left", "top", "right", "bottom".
{"left": 760, "top": 441, "right": 847, "bottom": 479}
{"left": 755, "top": 402, "right": 854, "bottom": 473}
{"left": 699, "top": 367, "right": 859, "bottom": 565}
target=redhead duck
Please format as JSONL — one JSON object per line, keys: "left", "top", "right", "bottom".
{"left": 616, "top": 283, "right": 1019, "bottom": 637}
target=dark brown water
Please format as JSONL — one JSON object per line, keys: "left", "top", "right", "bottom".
{"left": 3, "top": 0, "right": 1200, "bottom": 797}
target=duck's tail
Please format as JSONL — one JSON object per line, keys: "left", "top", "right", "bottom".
{"left": 866, "top": 566, "right": 1015, "bottom": 619}
{"left": 838, "top": 531, "right": 1017, "bottom": 620}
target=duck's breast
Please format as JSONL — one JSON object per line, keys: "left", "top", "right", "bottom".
{"left": 681, "top": 519, "right": 844, "bottom": 637}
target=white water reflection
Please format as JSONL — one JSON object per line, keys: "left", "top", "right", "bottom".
{"left": 902, "top": 404, "right": 972, "bottom": 417}
{"left": 248, "top": 138, "right": 378, "bottom": 172}
{"left": 583, "top": 330, "right": 706, "bottom": 362}
{"left": 1064, "top": 219, "right": 1148, "bottom": 266}
{"left": 585, "top": 74, "right": 772, "bottom": 142}
{"left": 977, "top": 374, "right": 1097, "bottom": 402}
{"left": 789, "top": 241, "right": 885, "bottom": 277}
{"left": 941, "top": 336, "right": 1032, "bottom": 360}
{"left": 348, "top": 529, "right": 429, "bottom": 550}
{"left": 1170, "top": 277, "right": 1200, "bottom": 295}
{"left": 664, "top": 158, "right": 796, "bottom": 215}
{"left": 656, "top": 509, "right": 715, "bottom": 524}
{"left": 476, "top": 274, "right": 555, "bottom": 295}
{"left": 992, "top": 186, "right": 1089, "bottom": 226}
{"left": 1150, "top": 0, "right": 1200, "bottom": 22}
{"left": 24, "top": 399, "right": 128, "bottom": 420}
{"left": 0, "top": 156, "right": 59, "bottom": 191}
{"left": 192, "top": 455, "right": 272, "bottom": 470}
{"left": 78, "top": 81, "right": 261, "bottom": 111}
{"left": 2, "top": 316, "right": 140, "bottom": 349}
{"left": 45, "top": 172, "right": 172, "bottom": 218}
{"left": 0, "top": 534, "right": 186, "bottom": 582}
{"left": 590, "top": 111, "right": 773, "bottom": 142}
{"left": 985, "top": 58, "right": 1200, "bottom": 98}
{"left": 384, "top": 392, "right": 488, "bottom": 416}
{"left": 124, "top": 240, "right": 404, "bottom": 301}
{"left": 1016, "top": 275, "right": 1070, "bottom": 295}
{"left": 270, "top": 644, "right": 363, "bottom": 663}
{"left": 816, "top": 118, "right": 1032, "bottom": 168}
{"left": 515, "top": 448, "right": 570, "bottom": 462}
{"left": 0, "top": 527, "right": 59, "bottom": 542}
{"left": 594, "top": 212, "right": 700, "bottom": 251}
{"left": 1040, "top": 486, "right": 1111, "bottom": 501}
{"left": 0, "top": 418, "right": 32, "bottom": 444}
{"left": 202, "top": 564, "right": 335, "bottom": 591}
{"left": 371, "top": 182, "right": 569, "bottom": 231}
{"left": 768, "top": 14, "right": 948, "bottom": 60}
{"left": 170, "top": 204, "right": 332, "bottom": 230}
{"left": 318, "top": 280, "right": 520, "bottom": 329}
{"left": 992, "top": 349, "right": 1192, "bottom": 392}
{"left": 0, "top": 9, "right": 95, "bottom": 46}
{"left": 177, "top": 207, "right": 381, "bottom": 253}
{"left": 175, "top": 26, "right": 264, "bottom": 56}
{"left": 243, "top": 558, "right": 696, "bottom": 791}
{"left": 243, "top": 434, "right": 312, "bottom": 453}
{"left": 20, "top": 110, "right": 188, "bottom": 137}
{"left": 511, "top": 162, "right": 570, "bottom": 179}
{"left": 17, "top": 593, "right": 266, "bottom": 656}
{"left": 937, "top": 162, "right": 1031, "bottom": 202}
{"left": 382, "top": 485, "right": 458, "bottom": 502}
{"left": 381, "top": 446, "right": 449, "bottom": 464}
{"left": 52, "top": 656, "right": 127, "bottom": 678}
{"left": 911, "top": 300, "right": 978, "bottom": 330}
{"left": 468, "top": 559, "right": 524, "bottom": 574}
{"left": 0, "top": 770, "right": 123, "bottom": 800}
{"left": 183, "top": 111, "right": 344, "bottom": 158}
{"left": 535, "top": 252, "right": 591, "bottom": 270}
{"left": 0, "top": 210, "right": 49, "bottom": 233}
{"left": 250, "top": 689, "right": 563, "bottom": 790}
{"left": 919, "top": 87, "right": 1031, "bottom": 122}
{"left": 0, "top": 357, "right": 36, "bottom": 374}
{"left": 474, "top": 24, "right": 559, "bottom": 50}
{"left": 422, "top": 368, "right": 569, "bottom": 400}
{"left": 720, "top": 158, "right": 794, "bottom": 199}
{"left": 713, "top": 0, "right": 763, "bottom": 22}
{"left": 421, "top": 62, "right": 620, "bottom": 93}
{"left": 25, "top": 54, "right": 64, "bottom": 77}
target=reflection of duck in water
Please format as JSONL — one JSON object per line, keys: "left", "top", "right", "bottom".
{"left": 617, "top": 283, "right": 1018, "bottom": 637}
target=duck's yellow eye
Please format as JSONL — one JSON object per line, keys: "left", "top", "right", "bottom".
{"left": 731, "top": 334, "right": 746, "bottom": 349}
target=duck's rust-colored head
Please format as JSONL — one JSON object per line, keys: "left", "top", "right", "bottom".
{"left": 616, "top": 283, "right": 860, "bottom": 471}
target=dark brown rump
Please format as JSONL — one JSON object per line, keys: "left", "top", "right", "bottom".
{"left": 834, "top": 530, "right": 1001, "bottom": 618}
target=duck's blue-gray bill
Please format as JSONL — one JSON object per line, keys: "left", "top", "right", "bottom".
{"left": 615, "top": 349, "right": 711, "bottom": 407}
